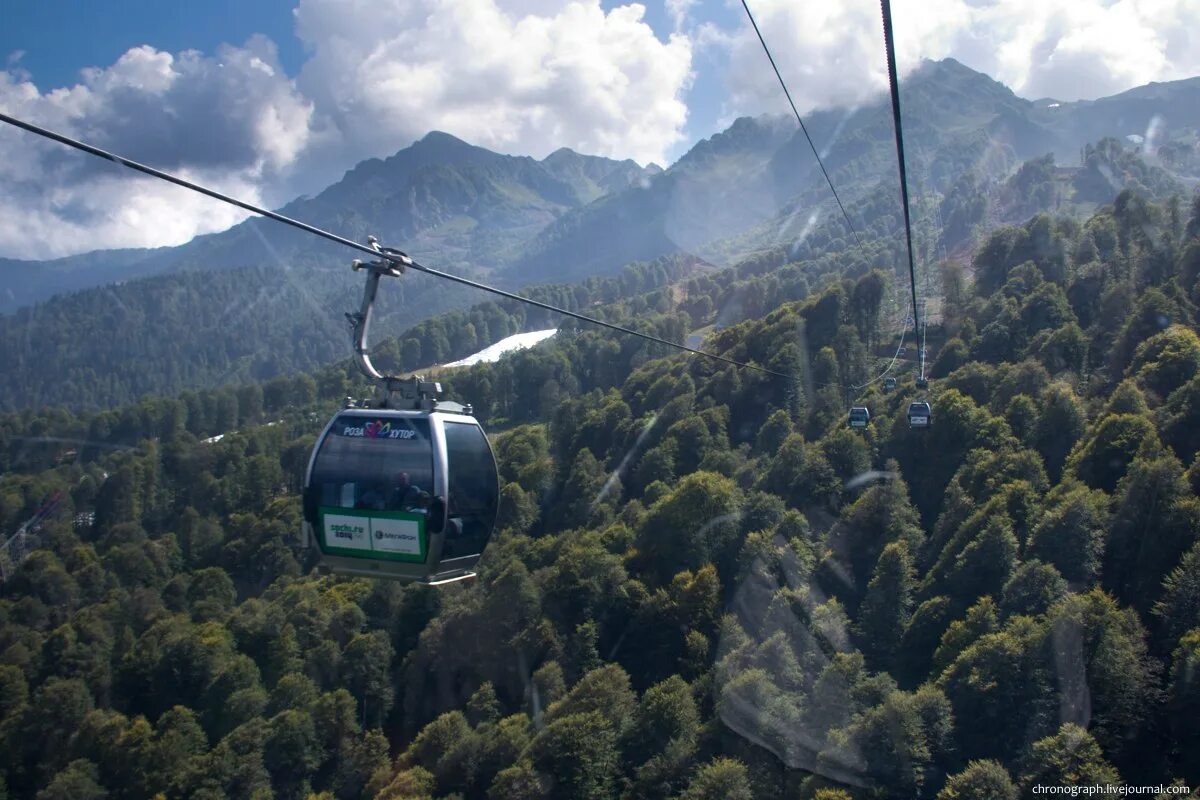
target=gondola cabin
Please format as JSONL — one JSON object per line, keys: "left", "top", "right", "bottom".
{"left": 883, "top": 377, "right": 896, "bottom": 391}
{"left": 302, "top": 407, "right": 499, "bottom": 584}
{"left": 907, "top": 401, "right": 933, "bottom": 429}
{"left": 848, "top": 406, "right": 870, "bottom": 428}
{"left": 915, "top": 376, "right": 929, "bottom": 390}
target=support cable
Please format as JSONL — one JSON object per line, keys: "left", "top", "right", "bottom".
{"left": 740, "top": 0, "right": 864, "bottom": 247}
{"left": 0, "top": 111, "right": 786, "bottom": 379}
{"left": 879, "top": 0, "right": 922, "bottom": 371}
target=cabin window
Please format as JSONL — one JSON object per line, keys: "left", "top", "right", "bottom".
{"left": 441, "top": 421, "right": 499, "bottom": 559}
{"left": 310, "top": 416, "right": 435, "bottom": 513}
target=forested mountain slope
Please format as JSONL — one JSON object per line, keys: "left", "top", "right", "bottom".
{"left": 4, "top": 60, "right": 1196, "bottom": 416}
{"left": 2, "top": 189, "right": 1200, "bottom": 798}
{"left": 0, "top": 133, "right": 657, "bottom": 314}
{"left": 0, "top": 136, "right": 1181, "bottom": 415}
{"left": 0, "top": 255, "right": 708, "bottom": 413}
{"left": 505, "top": 59, "right": 1199, "bottom": 284}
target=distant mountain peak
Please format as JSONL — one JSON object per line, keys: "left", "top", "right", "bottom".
{"left": 543, "top": 146, "right": 582, "bottom": 162}
{"left": 909, "top": 56, "right": 1018, "bottom": 96}
{"left": 415, "top": 130, "right": 472, "bottom": 148}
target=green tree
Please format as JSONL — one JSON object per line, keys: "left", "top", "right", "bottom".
{"left": 820, "top": 428, "right": 872, "bottom": 485}
{"left": 488, "top": 762, "right": 544, "bottom": 800}
{"left": 467, "top": 682, "right": 502, "bottom": 727}
{"left": 1129, "top": 324, "right": 1200, "bottom": 399}
{"left": 26, "top": 677, "right": 95, "bottom": 780}
{"left": 1027, "top": 483, "right": 1109, "bottom": 585}
{"left": 945, "top": 517, "right": 1019, "bottom": 605}
{"left": 1020, "top": 281, "right": 1074, "bottom": 338}
{"left": 833, "top": 470, "right": 924, "bottom": 606}
{"left": 186, "top": 568, "right": 236, "bottom": 623}
{"left": 938, "top": 618, "right": 1047, "bottom": 763}
{"left": 855, "top": 541, "right": 916, "bottom": 670}
{"left": 1033, "top": 384, "right": 1085, "bottom": 481}
{"left": 340, "top": 631, "right": 394, "bottom": 727}
{"left": 937, "top": 760, "right": 1018, "bottom": 800}
{"left": 377, "top": 765, "right": 434, "bottom": 800}
{"left": 932, "top": 338, "right": 970, "bottom": 379}
{"left": 820, "top": 686, "right": 952, "bottom": 798}
{"left": 628, "top": 675, "right": 700, "bottom": 765}
{"left": 1165, "top": 629, "right": 1200, "bottom": 782}
{"left": 1162, "top": 374, "right": 1200, "bottom": 462}
{"left": 677, "top": 757, "right": 753, "bottom": 800}
{"left": 1111, "top": 287, "right": 1183, "bottom": 375}
{"left": 530, "top": 711, "right": 620, "bottom": 800}
{"left": 0, "top": 665, "right": 28, "bottom": 719}
{"left": 933, "top": 597, "right": 1001, "bottom": 675}
{"left": 1001, "top": 561, "right": 1067, "bottom": 619}
{"left": 331, "top": 729, "right": 389, "bottom": 800}
{"left": 496, "top": 483, "right": 539, "bottom": 534}
{"left": 637, "top": 472, "right": 740, "bottom": 584}
{"left": 1104, "top": 454, "right": 1199, "bottom": 611}
{"left": 1154, "top": 543, "right": 1200, "bottom": 647}
{"left": 754, "top": 410, "right": 794, "bottom": 456}
{"left": 1018, "top": 724, "right": 1120, "bottom": 790}
{"left": 1068, "top": 413, "right": 1161, "bottom": 493}
{"left": 1035, "top": 322, "right": 1088, "bottom": 374}
{"left": 153, "top": 706, "right": 208, "bottom": 791}
{"left": 554, "top": 449, "right": 614, "bottom": 530}
{"left": 1003, "top": 395, "right": 1039, "bottom": 447}
{"left": 546, "top": 664, "right": 637, "bottom": 736}
{"left": 36, "top": 760, "right": 107, "bottom": 800}
{"left": 263, "top": 710, "right": 321, "bottom": 798}
{"left": 1044, "top": 591, "right": 1156, "bottom": 754}
{"left": 898, "top": 596, "right": 956, "bottom": 687}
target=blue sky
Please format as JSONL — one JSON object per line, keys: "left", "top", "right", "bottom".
{"left": 1, "top": 0, "right": 740, "bottom": 164}
{"left": 3, "top": 1, "right": 307, "bottom": 88}
{"left": 1, "top": 0, "right": 1196, "bottom": 258}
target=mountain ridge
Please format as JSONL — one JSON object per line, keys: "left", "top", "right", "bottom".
{"left": 5, "top": 58, "right": 1199, "bottom": 313}
{"left": 2, "top": 58, "right": 1198, "bottom": 412}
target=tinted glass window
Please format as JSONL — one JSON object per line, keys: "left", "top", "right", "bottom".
{"left": 441, "top": 421, "right": 499, "bottom": 559}
{"left": 310, "top": 416, "right": 434, "bottom": 513}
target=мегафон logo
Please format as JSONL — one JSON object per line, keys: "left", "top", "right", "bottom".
{"left": 375, "top": 529, "right": 418, "bottom": 542}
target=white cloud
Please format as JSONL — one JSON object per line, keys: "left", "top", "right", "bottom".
{"left": 293, "top": 0, "right": 693, "bottom": 167}
{"left": 0, "top": 36, "right": 315, "bottom": 258}
{"left": 721, "top": 0, "right": 1200, "bottom": 116}
{"left": 0, "top": 1, "right": 693, "bottom": 258}
{"left": 667, "top": 0, "right": 698, "bottom": 32}
{"left": 3, "top": 0, "right": 1197, "bottom": 260}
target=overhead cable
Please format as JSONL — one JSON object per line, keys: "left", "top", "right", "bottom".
{"left": 0, "top": 111, "right": 787, "bottom": 379}
{"left": 879, "top": 0, "right": 922, "bottom": 350}
{"left": 740, "top": 0, "right": 864, "bottom": 248}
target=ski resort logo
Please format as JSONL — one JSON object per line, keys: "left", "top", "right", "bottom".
{"left": 341, "top": 421, "right": 418, "bottom": 439}
{"left": 331, "top": 522, "right": 364, "bottom": 541}
{"left": 321, "top": 514, "right": 371, "bottom": 551}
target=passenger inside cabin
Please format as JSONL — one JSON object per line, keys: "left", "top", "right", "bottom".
{"left": 355, "top": 483, "right": 388, "bottom": 510}
{"left": 407, "top": 490, "right": 433, "bottom": 515}
{"left": 389, "top": 472, "right": 424, "bottom": 510}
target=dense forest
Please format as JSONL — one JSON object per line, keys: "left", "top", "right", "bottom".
{"left": 2, "top": 187, "right": 1200, "bottom": 799}
{"left": 0, "top": 254, "right": 708, "bottom": 414}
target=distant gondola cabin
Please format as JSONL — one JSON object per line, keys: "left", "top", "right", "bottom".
{"left": 907, "top": 401, "right": 932, "bottom": 429}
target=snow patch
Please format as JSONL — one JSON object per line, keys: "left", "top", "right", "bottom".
{"left": 444, "top": 329, "right": 558, "bottom": 368}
